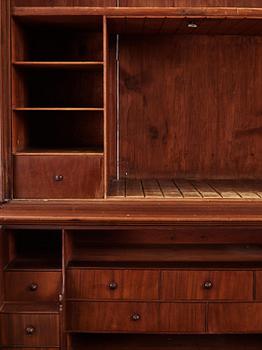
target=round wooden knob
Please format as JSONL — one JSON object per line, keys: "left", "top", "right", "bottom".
{"left": 54, "top": 175, "right": 63, "bottom": 181}
{"left": 131, "top": 313, "right": 141, "bottom": 321}
{"left": 108, "top": 281, "right": 118, "bottom": 290}
{"left": 29, "top": 283, "right": 38, "bottom": 291}
{"left": 25, "top": 326, "right": 35, "bottom": 336}
{"left": 203, "top": 281, "right": 213, "bottom": 289}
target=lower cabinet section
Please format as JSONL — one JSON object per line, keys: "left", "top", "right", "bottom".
{"left": 208, "top": 303, "right": 262, "bottom": 333}
{"left": 0, "top": 313, "right": 60, "bottom": 346}
{"left": 67, "top": 302, "right": 205, "bottom": 333}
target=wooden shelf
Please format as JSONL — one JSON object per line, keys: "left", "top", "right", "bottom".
{"left": 5, "top": 258, "right": 62, "bottom": 271}
{"left": 1, "top": 303, "right": 59, "bottom": 314}
{"left": 14, "top": 148, "right": 104, "bottom": 156}
{"left": 13, "top": 61, "right": 104, "bottom": 70}
{"left": 13, "top": 107, "right": 104, "bottom": 111}
{"left": 109, "top": 179, "right": 262, "bottom": 200}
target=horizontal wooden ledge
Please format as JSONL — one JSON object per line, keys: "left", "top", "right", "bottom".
{"left": 12, "top": 7, "right": 262, "bottom": 19}
{"left": 13, "top": 61, "right": 104, "bottom": 69}
{"left": 1, "top": 302, "right": 60, "bottom": 314}
{"left": 1, "top": 201, "right": 262, "bottom": 225}
{"left": 13, "top": 107, "right": 104, "bottom": 111}
{"left": 14, "top": 152, "right": 104, "bottom": 156}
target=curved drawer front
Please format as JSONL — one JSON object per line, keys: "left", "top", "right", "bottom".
{"left": 161, "top": 271, "right": 253, "bottom": 300}
{"left": 0, "top": 313, "right": 60, "bottom": 346}
{"left": 208, "top": 303, "right": 262, "bottom": 333}
{"left": 67, "top": 269, "right": 159, "bottom": 300}
{"left": 5, "top": 271, "right": 61, "bottom": 302}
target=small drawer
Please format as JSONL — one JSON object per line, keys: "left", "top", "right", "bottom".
{"left": 14, "top": 154, "right": 103, "bottom": 199}
{"left": 4, "top": 271, "right": 61, "bottom": 302}
{"left": 67, "top": 301, "right": 159, "bottom": 332}
{"left": 160, "top": 303, "right": 205, "bottom": 333}
{"left": 255, "top": 271, "right": 262, "bottom": 300}
{"left": 67, "top": 269, "right": 159, "bottom": 300}
{"left": 0, "top": 313, "right": 59, "bottom": 346}
{"left": 208, "top": 303, "right": 262, "bottom": 333}
{"left": 161, "top": 271, "right": 253, "bottom": 300}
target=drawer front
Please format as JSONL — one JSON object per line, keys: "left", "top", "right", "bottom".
{"left": 14, "top": 155, "right": 103, "bottom": 199}
{"left": 0, "top": 314, "right": 59, "bottom": 346}
{"left": 67, "top": 302, "right": 159, "bottom": 332}
{"left": 256, "top": 271, "right": 262, "bottom": 300}
{"left": 67, "top": 269, "right": 159, "bottom": 300}
{"left": 161, "top": 271, "right": 253, "bottom": 300}
{"left": 160, "top": 303, "right": 205, "bottom": 333}
{"left": 5, "top": 271, "right": 61, "bottom": 302}
{"left": 208, "top": 303, "right": 262, "bottom": 333}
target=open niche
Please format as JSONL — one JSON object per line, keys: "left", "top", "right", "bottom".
{"left": 107, "top": 17, "right": 262, "bottom": 200}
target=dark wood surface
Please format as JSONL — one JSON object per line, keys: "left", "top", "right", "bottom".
{"left": 256, "top": 271, "right": 262, "bottom": 300}
{"left": 0, "top": 313, "right": 60, "bottom": 346}
{"left": 13, "top": 155, "right": 104, "bottom": 199}
{"left": 67, "top": 269, "right": 159, "bottom": 300}
{"left": 208, "top": 303, "right": 262, "bottom": 333}
{"left": 161, "top": 271, "right": 253, "bottom": 300}
{"left": 4, "top": 271, "right": 62, "bottom": 302}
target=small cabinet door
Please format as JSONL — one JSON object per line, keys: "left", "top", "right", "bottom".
{"left": 208, "top": 303, "right": 262, "bottom": 333}
{"left": 67, "top": 269, "right": 160, "bottom": 300}
{"left": 160, "top": 303, "right": 205, "bottom": 333}
{"left": 161, "top": 271, "right": 253, "bottom": 300}
{"left": 67, "top": 301, "right": 159, "bottom": 332}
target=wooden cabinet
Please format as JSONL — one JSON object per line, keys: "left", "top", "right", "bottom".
{"left": 1, "top": 1, "right": 262, "bottom": 350}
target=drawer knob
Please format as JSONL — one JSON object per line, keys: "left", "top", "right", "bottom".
{"left": 108, "top": 281, "right": 118, "bottom": 290}
{"left": 29, "top": 283, "right": 38, "bottom": 291}
{"left": 25, "top": 326, "right": 36, "bottom": 336}
{"left": 203, "top": 281, "right": 213, "bottom": 289}
{"left": 54, "top": 175, "right": 63, "bottom": 181}
{"left": 131, "top": 313, "right": 141, "bottom": 321}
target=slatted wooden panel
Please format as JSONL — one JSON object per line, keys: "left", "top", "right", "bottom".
{"left": 108, "top": 179, "right": 262, "bottom": 199}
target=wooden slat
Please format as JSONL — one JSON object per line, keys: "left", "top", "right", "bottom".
{"left": 158, "top": 179, "right": 183, "bottom": 198}
{"left": 108, "top": 179, "right": 125, "bottom": 199}
{"left": 232, "top": 180, "right": 260, "bottom": 199}
{"left": 174, "top": 180, "right": 202, "bottom": 199}
{"left": 125, "top": 179, "right": 144, "bottom": 198}
{"left": 191, "top": 181, "right": 221, "bottom": 199}
{"left": 208, "top": 180, "right": 241, "bottom": 199}
{"left": 142, "top": 179, "right": 163, "bottom": 198}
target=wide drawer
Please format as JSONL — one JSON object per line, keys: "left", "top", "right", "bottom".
{"left": 5, "top": 271, "right": 61, "bottom": 302}
{"left": 160, "top": 303, "right": 205, "bottom": 333}
{"left": 161, "top": 271, "right": 253, "bottom": 300}
{"left": 208, "top": 303, "right": 262, "bottom": 333}
{"left": 67, "top": 301, "right": 159, "bottom": 332}
{"left": 0, "top": 313, "right": 60, "bottom": 346}
{"left": 13, "top": 155, "right": 103, "bottom": 199}
{"left": 67, "top": 269, "right": 159, "bottom": 300}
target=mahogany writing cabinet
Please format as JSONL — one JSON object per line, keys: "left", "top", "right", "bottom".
{"left": 1, "top": 0, "right": 262, "bottom": 349}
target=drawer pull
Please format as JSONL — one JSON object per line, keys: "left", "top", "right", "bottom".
{"left": 25, "top": 326, "right": 36, "bottom": 336}
{"left": 203, "top": 281, "right": 213, "bottom": 289}
{"left": 54, "top": 175, "right": 63, "bottom": 181}
{"left": 131, "top": 313, "right": 141, "bottom": 321}
{"left": 29, "top": 282, "right": 38, "bottom": 291}
{"left": 108, "top": 281, "right": 118, "bottom": 290}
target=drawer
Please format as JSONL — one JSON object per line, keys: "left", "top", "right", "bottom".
{"left": 0, "top": 313, "right": 59, "bottom": 346}
{"left": 160, "top": 303, "right": 205, "bottom": 333}
{"left": 161, "top": 271, "right": 253, "bottom": 300}
{"left": 13, "top": 155, "right": 103, "bottom": 199}
{"left": 67, "top": 301, "right": 159, "bottom": 332}
{"left": 5, "top": 271, "right": 61, "bottom": 302}
{"left": 255, "top": 271, "right": 262, "bottom": 299}
{"left": 208, "top": 303, "right": 262, "bottom": 333}
{"left": 67, "top": 269, "right": 159, "bottom": 300}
